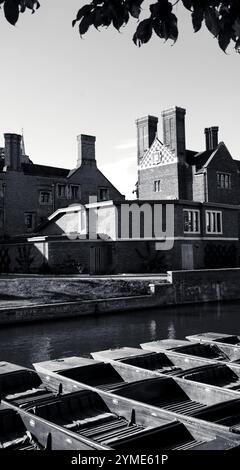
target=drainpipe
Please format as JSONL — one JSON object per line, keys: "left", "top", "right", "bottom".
{"left": 204, "top": 169, "right": 208, "bottom": 203}
{"left": 52, "top": 183, "right": 56, "bottom": 213}
{"left": 2, "top": 182, "right": 6, "bottom": 236}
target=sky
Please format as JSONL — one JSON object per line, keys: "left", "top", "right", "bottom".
{"left": 0, "top": 1, "right": 240, "bottom": 198}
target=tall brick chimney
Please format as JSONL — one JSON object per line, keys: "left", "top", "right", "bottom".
{"left": 204, "top": 126, "right": 219, "bottom": 150}
{"left": 136, "top": 116, "right": 158, "bottom": 165}
{"left": 77, "top": 134, "right": 96, "bottom": 167}
{"left": 162, "top": 107, "right": 186, "bottom": 162}
{"left": 4, "top": 133, "right": 22, "bottom": 171}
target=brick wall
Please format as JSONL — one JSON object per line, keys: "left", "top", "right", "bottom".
{"left": 0, "top": 163, "right": 124, "bottom": 237}
{"left": 139, "top": 163, "right": 179, "bottom": 200}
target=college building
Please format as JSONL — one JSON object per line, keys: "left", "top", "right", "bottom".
{"left": 0, "top": 106, "right": 240, "bottom": 274}
{"left": 0, "top": 132, "right": 124, "bottom": 237}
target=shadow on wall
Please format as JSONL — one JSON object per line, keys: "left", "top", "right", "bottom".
{"left": 204, "top": 244, "right": 237, "bottom": 269}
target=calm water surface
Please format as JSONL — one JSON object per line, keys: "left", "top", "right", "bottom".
{"left": 0, "top": 301, "right": 240, "bottom": 368}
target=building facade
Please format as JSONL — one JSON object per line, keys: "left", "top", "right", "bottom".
{"left": 1, "top": 106, "right": 240, "bottom": 274}
{"left": 0, "top": 133, "right": 124, "bottom": 238}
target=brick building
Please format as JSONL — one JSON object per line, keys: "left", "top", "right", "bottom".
{"left": 137, "top": 107, "right": 240, "bottom": 205}
{"left": 1, "top": 106, "right": 240, "bottom": 274}
{"left": 0, "top": 133, "right": 124, "bottom": 238}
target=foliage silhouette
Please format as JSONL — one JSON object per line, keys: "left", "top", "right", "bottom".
{"left": 1, "top": 1, "right": 240, "bottom": 53}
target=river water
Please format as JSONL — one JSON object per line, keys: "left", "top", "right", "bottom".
{"left": 0, "top": 301, "right": 240, "bottom": 368}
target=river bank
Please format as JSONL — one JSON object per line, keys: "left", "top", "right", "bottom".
{"left": 0, "top": 268, "right": 240, "bottom": 326}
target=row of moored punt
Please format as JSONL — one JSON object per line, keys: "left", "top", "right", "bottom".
{"left": 1, "top": 331, "right": 240, "bottom": 450}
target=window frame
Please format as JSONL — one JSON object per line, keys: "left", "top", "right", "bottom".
{"left": 216, "top": 172, "right": 232, "bottom": 190}
{"left": 154, "top": 179, "right": 161, "bottom": 193}
{"left": 24, "top": 212, "right": 36, "bottom": 231}
{"left": 183, "top": 209, "right": 201, "bottom": 234}
{"left": 39, "top": 190, "right": 52, "bottom": 205}
{"left": 205, "top": 210, "right": 223, "bottom": 235}
{"left": 57, "top": 184, "right": 67, "bottom": 199}
{"left": 70, "top": 184, "right": 81, "bottom": 200}
{"left": 98, "top": 187, "right": 110, "bottom": 201}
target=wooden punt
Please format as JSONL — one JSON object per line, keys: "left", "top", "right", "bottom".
{"left": 33, "top": 356, "right": 240, "bottom": 434}
{"left": 32, "top": 356, "right": 131, "bottom": 392}
{"left": 186, "top": 332, "right": 240, "bottom": 361}
{"left": 91, "top": 347, "right": 240, "bottom": 391}
{"left": 140, "top": 339, "right": 230, "bottom": 361}
{"left": 0, "top": 404, "right": 41, "bottom": 450}
{"left": 1, "top": 401, "right": 110, "bottom": 450}
{"left": 0, "top": 361, "right": 58, "bottom": 408}
{"left": 9, "top": 387, "right": 240, "bottom": 451}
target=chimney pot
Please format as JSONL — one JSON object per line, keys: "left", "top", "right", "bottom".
{"left": 161, "top": 106, "right": 186, "bottom": 162}
{"left": 4, "top": 133, "right": 22, "bottom": 171}
{"left": 204, "top": 126, "right": 218, "bottom": 150}
{"left": 136, "top": 115, "right": 158, "bottom": 165}
{"left": 77, "top": 134, "right": 96, "bottom": 167}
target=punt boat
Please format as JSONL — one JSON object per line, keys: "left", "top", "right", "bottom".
{"left": 186, "top": 332, "right": 240, "bottom": 361}
{"left": 91, "top": 347, "right": 240, "bottom": 391}
{"left": 0, "top": 361, "right": 59, "bottom": 408}
{"left": 11, "top": 387, "right": 240, "bottom": 450}
{"left": 0, "top": 404, "right": 41, "bottom": 450}
{"left": 34, "top": 356, "right": 240, "bottom": 429}
{"left": 1, "top": 401, "right": 110, "bottom": 450}
{"left": 140, "top": 339, "right": 230, "bottom": 361}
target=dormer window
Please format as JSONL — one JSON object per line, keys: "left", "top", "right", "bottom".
{"left": 217, "top": 172, "right": 231, "bottom": 189}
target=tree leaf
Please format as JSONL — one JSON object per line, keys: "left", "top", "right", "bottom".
{"left": 218, "top": 29, "right": 231, "bottom": 52}
{"left": 4, "top": 0, "right": 19, "bottom": 26}
{"left": 79, "top": 13, "right": 94, "bottom": 36}
{"left": 182, "top": 0, "right": 193, "bottom": 11}
{"left": 192, "top": 7, "right": 204, "bottom": 33}
{"left": 129, "top": 1, "right": 141, "bottom": 19}
{"left": 205, "top": 7, "right": 220, "bottom": 37}
{"left": 133, "top": 18, "right": 153, "bottom": 46}
{"left": 73, "top": 5, "right": 92, "bottom": 27}
{"left": 153, "top": 18, "right": 165, "bottom": 38}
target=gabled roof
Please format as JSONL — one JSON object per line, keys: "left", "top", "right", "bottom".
{"left": 234, "top": 159, "right": 240, "bottom": 171}
{"left": 189, "top": 142, "right": 231, "bottom": 173}
{"left": 21, "top": 163, "right": 70, "bottom": 178}
{"left": 139, "top": 136, "right": 177, "bottom": 169}
{"left": 191, "top": 149, "right": 213, "bottom": 171}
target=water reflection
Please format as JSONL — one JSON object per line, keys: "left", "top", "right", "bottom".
{"left": 0, "top": 300, "right": 240, "bottom": 368}
{"left": 149, "top": 320, "right": 157, "bottom": 339}
{"left": 167, "top": 322, "right": 176, "bottom": 339}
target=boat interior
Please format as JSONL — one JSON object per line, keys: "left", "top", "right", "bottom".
{"left": 21, "top": 389, "right": 176, "bottom": 449}
{"left": 0, "top": 404, "right": 40, "bottom": 450}
{"left": 20, "top": 388, "right": 237, "bottom": 450}
{"left": 0, "top": 362, "right": 56, "bottom": 408}
{"left": 176, "top": 363, "right": 240, "bottom": 390}
{"left": 192, "top": 398, "right": 240, "bottom": 433}
{"left": 141, "top": 341, "right": 230, "bottom": 361}
{"left": 59, "top": 362, "right": 127, "bottom": 391}
{"left": 187, "top": 333, "right": 240, "bottom": 345}
{"left": 107, "top": 376, "right": 211, "bottom": 417}
{"left": 92, "top": 347, "right": 240, "bottom": 390}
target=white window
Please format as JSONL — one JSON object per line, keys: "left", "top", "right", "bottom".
{"left": 154, "top": 180, "right": 161, "bottom": 192}
{"left": 99, "top": 187, "right": 110, "bottom": 201}
{"left": 70, "top": 185, "right": 80, "bottom": 200}
{"left": 217, "top": 172, "right": 231, "bottom": 189}
{"left": 39, "top": 191, "right": 52, "bottom": 205}
{"left": 57, "top": 184, "right": 67, "bottom": 198}
{"left": 183, "top": 209, "right": 200, "bottom": 233}
{"left": 24, "top": 212, "right": 35, "bottom": 230}
{"left": 206, "top": 210, "right": 222, "bottom": 234}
